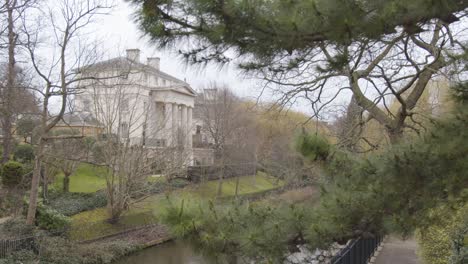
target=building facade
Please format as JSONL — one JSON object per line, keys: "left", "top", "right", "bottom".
{"left": 74, "top": 49, "right": 197, "bottom": 163}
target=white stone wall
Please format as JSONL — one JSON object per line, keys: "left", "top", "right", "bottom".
{"left": 74, "top": 54, "right": 196, "bottom": 156}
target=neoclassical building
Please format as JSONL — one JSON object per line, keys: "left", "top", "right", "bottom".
{"left": 74, "top": 49, "right": 197, "bottom": 162}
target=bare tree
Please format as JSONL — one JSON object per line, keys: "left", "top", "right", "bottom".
{"left": 197, "top": 85, "right": 257, "bottom": 196}
{"left": 331, "top": 96, "right": 370, "bottom": 152}
{"left": 44, "top": 129, "right": 91, "bottom": 192}
{"left": 257, "top": 20, "right": 466, "bottom": 144}
{"left": 0, "top": 0, "right": 37, "bottom": 163}
{"left": 79, "top": 59, "right": 193, "bottom": 222}
{"left": 89, "top": 74, "right": 150, "bottom": 221}
{"left": 22, "top": 0, "right": 113, "bottom": 225}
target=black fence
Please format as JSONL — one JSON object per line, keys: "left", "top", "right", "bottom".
{"left": 331, "top": 236, "right": 383, "bottom": 264}
{"left": 187, "top": 163, "right": 257, "bottom": 183}
{"left": 0, "top": 236, "right": 36, "bottom": 258}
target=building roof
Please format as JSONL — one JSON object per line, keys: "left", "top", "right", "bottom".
{"left": 78, "top": 56, "right": 197, "bottom": 96}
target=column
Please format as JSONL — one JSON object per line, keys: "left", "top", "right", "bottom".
{"left": 181, "top": 105, "right": 188, "bottom": 147}
{"left": 164, "top": 103, "right": 172, "bottom": 146}
{"left": 187, "top": 107, "right": 193, "bottom": 149}
{"left": 172, "top": 103, "right": 178, "bottom": 146}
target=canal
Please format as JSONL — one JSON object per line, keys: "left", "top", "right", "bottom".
{"left": 113, "top": 241, "right": 213, "bottom": 264}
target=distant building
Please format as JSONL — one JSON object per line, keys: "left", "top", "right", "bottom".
{"left": 73, "top": 49, "right": 198, "bottom": 164}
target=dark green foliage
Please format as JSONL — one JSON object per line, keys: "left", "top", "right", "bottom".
{"left": 16, "top": 118, "right": 39, "bottom": 143}
{"left": 36, "top": 237, "right": 135, "bottom": 264}
{"left": 0, "top": 236, "right": 136, "bottom": 264}
{"left": 36, "top": 205, "right": 71, "bottom": 234}
{"left": 169, "top": 178, "right": 191, "bottom": 188}
{"left": 14, "top": 144, "right": 35, "bottom": 163}
{"left": 145, "top": 178, "right": 191, "bottom": 195}
{"left": 161, "top": 84, "right": 468, "bottom": 261}
{"left": 0, "top": 218, "right": 34, "bottom": 239}
{"left": 162, "top": 199, "right": 312, "bottom": 262}
{"left": 295, "top": 132, "right": 330, "bottom": 161}
{"left": 130, "top": 0, "right": 466, "bottom": 65}
{"left": 47, "top": 191, "right": 107, "bottom": 216}
{"left": 1, "top": 161, "right": 24, "bottom": 187}
{"left": 0, "top": 250, "right": 37, "bottom": 264}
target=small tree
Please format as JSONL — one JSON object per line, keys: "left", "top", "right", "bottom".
{"left": 84, "top": 63, "right": 169, "bottom": 222}
{"left": 22, "top": 0, "right": 113, "bottom": 225}
{"left": 45, "top": 131, "right": 90, "bottom": 193}
{"left": 14, "top": 144, "right": 34, "bottom": 163}
{"left": 16, "top": 117, "right": 40, "bottom": 143}
{"left": 1, "top": 161, "right": 23, "bottom": 188}
{"left": 197, "top": 85, "right": 257, "bottom": 196}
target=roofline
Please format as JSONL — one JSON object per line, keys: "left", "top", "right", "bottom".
{"left": 78, "top": 57, "right": 194, "bottom": 91}
{"left": 151, "top": 86, "right": 197, "bottom": 97}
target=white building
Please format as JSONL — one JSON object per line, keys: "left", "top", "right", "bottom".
{"left": 74, "top": 49, "right": 197, "bottom": 163}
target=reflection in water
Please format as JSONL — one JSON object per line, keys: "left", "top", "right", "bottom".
{"left": 114, "top": 241, "right": 211, "bottom": 264}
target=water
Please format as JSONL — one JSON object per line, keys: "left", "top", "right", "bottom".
{"left": 114, "top": 241, "right": 211, "bottom": 264}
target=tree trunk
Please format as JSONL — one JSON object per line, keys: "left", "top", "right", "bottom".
{"left": 234, "top": 175, "right": 240, "bottom": 198}
{"left": 26, "top": 139, "right": 45, "bottom": 225}
{"left": 2, "top": 0, "right": 16, "bottom": 164}
{"left": 41, "top": 165, "right": 48, "bottom": 201}
{"left": 63, "top": 172, "right": 70, "bottom": 193}
{"left": 216, "top": 175, "right": 224, "bottom": 197}
{"left": 387, "top": 127, "right": 404, "bottom": 145}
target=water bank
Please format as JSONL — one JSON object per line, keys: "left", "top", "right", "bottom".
{"left": 113, "top": 240, "right": 211, "bottom": 264}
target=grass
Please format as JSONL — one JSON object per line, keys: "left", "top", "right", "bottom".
{"left": 51, "top": 163, "right": 108, "bottom": 193}
{"left": 192, "top": 171, "right": 282, "bottom": 198}
{"left": 69, "top": 173, "right": 283, "bottom": 241}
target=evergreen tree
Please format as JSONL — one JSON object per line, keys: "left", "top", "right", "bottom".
{"left": 161, "top": 83, "right": 468, "bottom": 262}
{"left": 130, "top": 0, "right": 468, "bottom": 143}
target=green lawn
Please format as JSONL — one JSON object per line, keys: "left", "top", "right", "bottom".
{"left": 69, "top": 173, "right": 283, "bottom": 241}
{"left": 192, "top": 171, "right": 282, "bottom": 198}
{"left": 51, "top": 163, "right": 108, "bottom": 193}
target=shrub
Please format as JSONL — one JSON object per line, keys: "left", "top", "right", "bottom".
{"left": 36, "top": 205, "right": 71, "bottom": 234}
{"left": 295, "top": 132, "right": 330, "bottom": 161}
{"left": 1, "top": 161, "right": 24, "bottom": 187}
{"left": 47, "top": 190, "right": 107, "bottom": 216}
{"left": 416, "top": 204, "right": 467, "bottom": 264}
{"left": 0, "top": 218, "right": 35, "bottom": 239}
{"left": 169, "top": 178, "right": 191, "bottom": 188}
{"left": 0, "top": 250, "right": 37, "bottom": 264}
{"left": 40, "top": 236, "right": 135, "bottom": 264}
{"left": 2, "top": 236, "right": 137, "bottom": 264}
{"left": 14, "top": 144, "right": 35, "bottom": 163}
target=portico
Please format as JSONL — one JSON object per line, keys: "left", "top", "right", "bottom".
{"left": 149, "top": 86, "right": 194, "bottom": 150}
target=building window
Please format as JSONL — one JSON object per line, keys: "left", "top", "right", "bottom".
{"left": 82, "top": 98, "right": 91, "bottom": 110}
{"left": 120, "top": 122, "right": 129, "bottom": 138}
{"left": 196, "top": 125, "right": 202, "bottom": 134}
{"left": 120, "top": 72, "right": 128, "bottom": 79}
{"left": 121, "top": 98, "right": 129, "bottom": 112}
{"left": 156, "top": 139, "right": 166, "bottom": 147}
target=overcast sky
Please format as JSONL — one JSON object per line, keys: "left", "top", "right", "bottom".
{"left": 94, "top": 0, "right": 261, "bottom": 100}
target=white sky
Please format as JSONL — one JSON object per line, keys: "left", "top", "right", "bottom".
{"left": 95, "top": 0, "right": 260, "bottom": 100}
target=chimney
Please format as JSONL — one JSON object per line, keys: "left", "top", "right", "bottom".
{"left": 126, "top": 49, "right": 140, "bottom": 63}
{"left": 147, "top": 57, "right": 160, "bottom": 70}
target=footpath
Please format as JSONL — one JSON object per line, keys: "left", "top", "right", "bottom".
{"left": 374, "top": 236, "right": 420, "bottom": 264}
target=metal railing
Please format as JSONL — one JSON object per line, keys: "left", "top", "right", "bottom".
{"left": 0, "top": 236, "right": 36, "bottom": 258}
{"left": 331, "top": 236, "right": 383, "bottom": 264}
